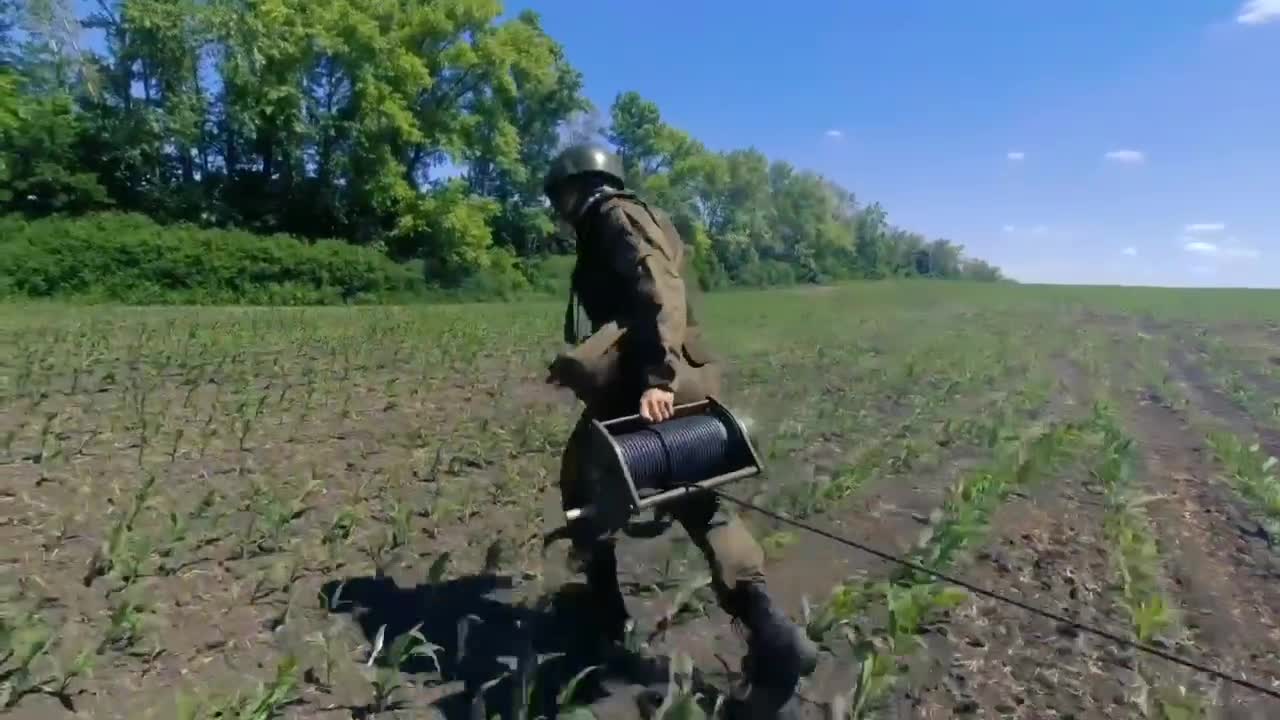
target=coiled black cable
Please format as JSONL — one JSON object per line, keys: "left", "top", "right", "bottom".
{"left": 613, "top": 414, "right": 733, "bottom": 493}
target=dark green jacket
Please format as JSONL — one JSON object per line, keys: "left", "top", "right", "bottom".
{"left": 556, "top": 190, "right": 717, "bottom": 408}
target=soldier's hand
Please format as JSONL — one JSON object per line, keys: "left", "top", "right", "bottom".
{"left": 640, "top": 388, "right": 675, "bottom": 422}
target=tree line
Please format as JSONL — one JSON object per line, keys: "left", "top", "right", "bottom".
{"left": 0, "top": 0, "right": 1003, "bottom": 301}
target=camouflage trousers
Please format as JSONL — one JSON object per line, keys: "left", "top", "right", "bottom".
{"left": 557, "top": 412, "right": 767, "bottom": 605}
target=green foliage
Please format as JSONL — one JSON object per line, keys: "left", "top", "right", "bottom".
{"left": 1205, "top": 431, "right": 1280, "bottom": 533}
{"left": 176, "top": 655, "right": 301, "bottom": 720}
{"left": 603, "top": 91, "right": 999, "bottom": 288}
{"left": 0, "top": 89, "right": 109, "bottom": 213}
{"left": 0, "top": 602, "right": 96, "bottom": 711}
{"left": 3, "top": 282, "right": 1275, "bottom": 716}
{"left": 0, "top": 213, "right": 425, "bottom": 304}
{"left": 810, "top": 414, "right": 1092, "bottom": 717}
{"left": 0, "top": 1, "right": 1003, "bottom": 302}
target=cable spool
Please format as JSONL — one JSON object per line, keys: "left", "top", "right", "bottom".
{"left": 615, "top": 414, "right": 733, "bottom": 493}
{"left": 564, "top": 397, "right": 763, "bottom": 528}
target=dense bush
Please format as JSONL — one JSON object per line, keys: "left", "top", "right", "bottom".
{"left": 0, "top": 213, "right": 427, "bottom": 304}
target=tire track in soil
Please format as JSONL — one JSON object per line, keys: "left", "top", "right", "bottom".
{"left": 883, "top": 363, "right": 1136, "bottom": 720}
{"left": 1164, "top": 321, "right": 1280, "bottom": 400}
{"left": 1174, "top": 326, "right": 1280, "bottom": 423}
{"left": 604, "top": 447, "right": 989, "bottom": 719}
{"left": 890, "top": 471, "right": 1135, "bottom": 720}
{"left": 1124, "top": 393, "right": 1280, "bottom": 720}
{"left": 1167, "top": 346, "right": 1280, "bottom": 459}
{"left": 777, "top": 453, "right": 993, "bottom": 715}
{"left": 766, "top": 399, "right": 1074, "bottom": 717}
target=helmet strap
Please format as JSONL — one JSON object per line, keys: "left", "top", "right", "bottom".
{"left": 571, "top": 185, "right": 631, "bottom": 225}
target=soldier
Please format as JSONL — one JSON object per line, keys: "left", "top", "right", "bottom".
{"left": 543, "top": 143, "right": 818, "bottom": 716}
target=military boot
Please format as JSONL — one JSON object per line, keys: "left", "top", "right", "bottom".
{"left": 723, "top": 581, "right": 818, "bottom": 718}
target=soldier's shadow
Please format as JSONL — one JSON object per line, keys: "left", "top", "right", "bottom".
{"left": 320, "top": 573, "right": 727, "bottom": 719}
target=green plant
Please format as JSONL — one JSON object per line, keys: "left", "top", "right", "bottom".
{"left": 86, "top": 474, "right": 158, "bottom": 588}
{"left": 102, "top": 590, "right": 149, "bottom": 652}
{"left": 177, "top": 655, "right": 301, "bottom": 720}
{"left": 1206, "top": 432, "right": 1280, "bottom": 531}
{"left": 362, "top": 623, "right": 443, "bottom": 714}
{"left": 648, "top": 574, "right": 713, "bottom": 643}
{"left": 0, "top": 607, "right": 95, "bottom": 711}
{"left": 1087, "top": 404, "right": 1208, "bottom": 712}
{"left": 651, "top": 653, "right": 720, "bottom": 720}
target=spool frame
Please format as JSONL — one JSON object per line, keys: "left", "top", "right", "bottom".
{"left": 564, "top": 396, "right": 763, "bottom": 523}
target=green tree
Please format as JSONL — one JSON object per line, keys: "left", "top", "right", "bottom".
{"left": 0, "top": 0, "right": 1004, "bottom": 299}
{"left": 463, "top": 9, "right": 589, "bottom": 257}
{"left": 0, "top": 92, "right": 110, "bottom": 213}
{"left": 607, "top": 90, "right": 665, "bottom": 183}
{"left": 961, "top": 258, "right": 1003, "bottom": 282}
{"left": 853, "top": 202, "right": 889, "bottom": 278}
{"left": 1, "top": 0, "right": 107, "bottom": 213}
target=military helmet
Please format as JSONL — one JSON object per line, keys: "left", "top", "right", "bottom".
{"left": 544, "top": 143, "right": 626, "bottom": 198}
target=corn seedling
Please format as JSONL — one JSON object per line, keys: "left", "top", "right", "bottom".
{"left": 156, "top": 488, "right": 219, "bottom": 571}
{"left": 0, "top": 603, "right": 97, "bottom": 712}
{"left": 1089, "top": 404, "right": 1208, "bottom": 710}
{"left": 1206, "top": 432, "right": 1280, "bottom": 531}
{"left": 0, "top": 608, "right": 55, "bottom": 709}
{"left": 242, "top": 477, "right": 319, "bottom": 557}
{"left": 102, "top": 590, "right": 149, "bottom": 653}
{"left": 177, "top": 655, "right": 301, "bottom": 720}
{"left": 362, "top": 623, "right": 442, "bottom": 714}
{"left": 650, "top": 652, "right": 720, "bottom": 720}
{"left": 760, "top": 530, "right": 796, "bottom": 560}
{"left": 425, "top": 551, "right": 452, "bottom": 586}
{"left": 305, "top": 619, "right": 349, "bottom": 691}
{"left": 810, "top": 411, "right": 1085, "bottom": 713}
{"left": 1155, "top": 686, "right": 1208, "bottom": 720}
{"left": 40, "top": 645, "right": 96, "bottom": 710}
{"left": 86, "top": 474, "right": 158, "bottom": 588}
{"left": 802, "top": 583, "right": 872, "bottom": 651}
{"left": 648, "top": 574, "right": 713, "bottom": 643}
{"left": 388, "top": 499, "right": 413, "bottom": 550}
{"left": 829, "top": 629, "right": 897, "bottom": 720}
{"left": 553, "top": 664, "right": 603, "bottom": 708}
{"left": 639, "top": 540, "right": 696, "bottom": 597}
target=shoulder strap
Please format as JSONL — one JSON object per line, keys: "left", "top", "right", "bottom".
{"left": 573, "top": 188, "right": 635, "bottom": 229}
{"left": 563, "top": 290, "right": 579, "bottom": 344}
{"left": 596, "top": 194, "right": 683, "bottom": 265}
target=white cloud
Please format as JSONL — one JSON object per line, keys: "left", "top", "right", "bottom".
{"left": 1184, "top": 222, "right": 1225, "bottom": 233}
{"left": 824, "top": 129, "right": 844, "bottom": 140}
{"left": 1122, "top": 246, "right": 1138, "bottom": 256}
{"left": 1007, "top": 151, "right": 1025, "bottom": 161}
{"left": 1104, "top": 149, "right": 1146, "bottom": 164}
{"left": 1182, "top": 234, "right": 1262, "bottom": 261}
{"left": 1001, "top": 223, "right": 1055, "bottom": 236}
{"left": 1237, "top": 0, "right": 1280, "bottom": 24}
{"left": 1223, "top": 246, "right": 1261, "bottom": 259}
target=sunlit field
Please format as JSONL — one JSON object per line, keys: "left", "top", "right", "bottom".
{"left": 3, "top": 282, "right": 1279, "bottom": 719}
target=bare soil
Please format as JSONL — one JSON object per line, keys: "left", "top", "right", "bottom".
{"left": 1126, "top": 394, "right": 1280, "bottom": 719}
{"left": 4, "top": 309, "right": 1280, "bottom": 720}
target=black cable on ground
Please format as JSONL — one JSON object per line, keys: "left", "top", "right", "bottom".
{"left": 708, "top": 488, "right": 1280, "bottom": 703}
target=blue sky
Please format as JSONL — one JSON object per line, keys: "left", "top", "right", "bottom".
{"left": 511, "top": 0, "right": 1280, "bottom": 288}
